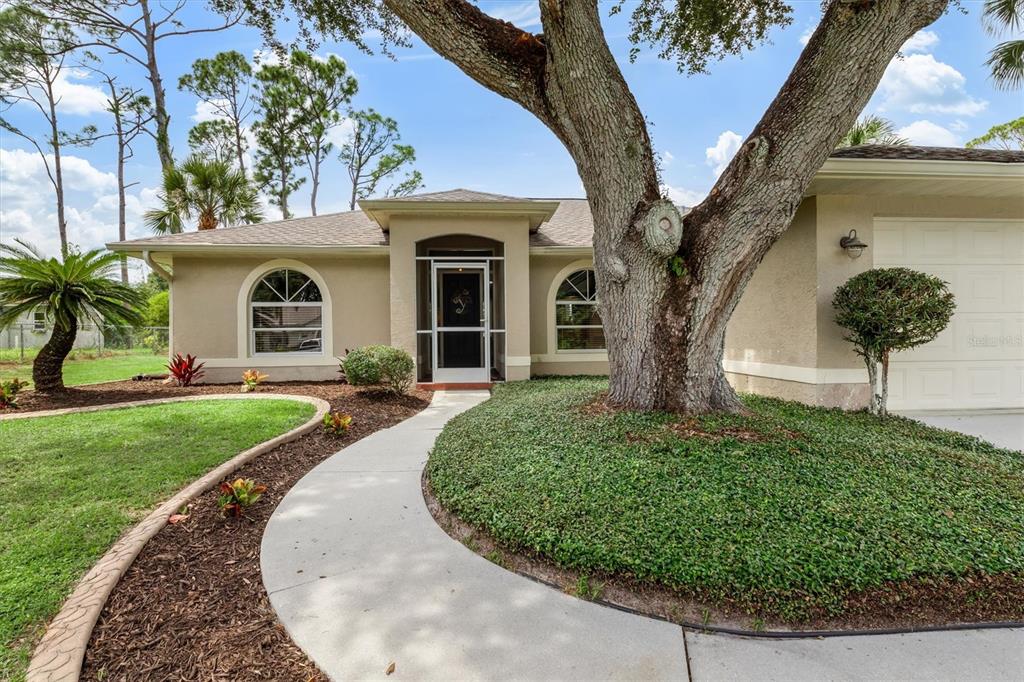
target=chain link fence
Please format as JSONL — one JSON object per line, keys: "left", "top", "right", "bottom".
{"left": 0, "top": 324, "right": 170, "bottom": 363}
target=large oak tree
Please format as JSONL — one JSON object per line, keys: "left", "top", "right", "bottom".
{"left": 230, "top": 0, "right": 948, "bottom": 412}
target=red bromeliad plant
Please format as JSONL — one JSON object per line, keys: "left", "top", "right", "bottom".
{"left": 165, "top": 353, "right": 205, "bottom": 387}
{"left": 217, "top": 478, "right": 267, "bottom": 517}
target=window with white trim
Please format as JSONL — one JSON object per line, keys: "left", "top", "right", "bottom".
{"left": 250, "top": 269, "right": 323, "bottom": 354}
{"left": 555, "top": 268, "right": 605, "bottom": 350}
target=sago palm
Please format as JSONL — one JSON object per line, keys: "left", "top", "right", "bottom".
{"left": 0, "top": 240, "right": 145, "bottom": 392}
{"left": 146, "top": 155, "right": 264, "bottom": 234}
{"left": 838, "top": 115, "right": 908, "bottom": 147}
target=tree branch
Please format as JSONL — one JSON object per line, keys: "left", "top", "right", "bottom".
{"left": 382, "top": 0, "right": 550, "bottom": 122}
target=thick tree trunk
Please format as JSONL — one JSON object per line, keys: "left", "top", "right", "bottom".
{"left": 389, "top": 0, "right": 946, "bottom": 413}
{"left": 140, "top": 0, "right": 174, "bottom": 172}
{"left": 33, "top": 317, "right": 77, "bottom": 393}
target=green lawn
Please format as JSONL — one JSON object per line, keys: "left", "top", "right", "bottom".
{"left": 0, "top": 399, "right": 315, "bottom": 681}
{"left": 428, "top": 377, "right": 1024, "bottom": 622}
{"left": 0, "top": 348, "right": 167, "bottom": 388}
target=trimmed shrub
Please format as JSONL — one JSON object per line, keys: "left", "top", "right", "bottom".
{"left": 341, "top": 345, "right": 414, "bottom": 395}
{"left": 833, "top": 267, "right": 955, "bottom": 416}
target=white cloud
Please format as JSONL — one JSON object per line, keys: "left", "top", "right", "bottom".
{"left": 190, "top": 99, "right": 232, "bottom": 123}
{"left": 660, "top": 184, "right": 705, "bottom": 207}
{"left": 798, "top": 25, "right": 815, "bottom": 46}
{"left": 901, "top": 30, "right": 939, "bottom": 54}
{"left": 876, "top": 53, "right": 987, "bottom": 117}
{"left": 706, "top": 131, "right": 743, "bottom": 177}
{"left": 0, "top": 147, "right": 154, "bottom": 258}
{"left": 897, "top": 120, "right": 959, "bottom": 147}
{"left": 660, "top": 151, "right": 675, "bottom": 167}
{"left": 486, "top": 1, "right": 541, "bottom": 28}
{"left": 51, "top": 69, "right": 109, "bottom": 116}
{"left": 949, "top": 119, "right": 968, "bottom": 132}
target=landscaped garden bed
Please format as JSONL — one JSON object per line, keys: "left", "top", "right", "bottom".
{"left": 1, "top": 398, "right": 316, "bottom": 680}
{"left": 426, "top": 377, "right": 1024, "bottom": 631}
{"left": 78, "top": 382, "right": 431, "bottom": 681}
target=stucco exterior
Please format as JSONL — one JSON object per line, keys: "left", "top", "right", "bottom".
{"left": 111, "top": 153, "right": 1023, "bottom": 410}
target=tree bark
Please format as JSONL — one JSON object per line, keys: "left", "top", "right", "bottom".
{"left": 864, "top": 352, "right": 880, "bottom": 415}
{"left": 880, "top": 350, "right": 890, "bottom": 417}
{"left": 310, "top": 152, "right": 320, "bottom": 216}
{"left": 45, "top": 78, "right": 68, "bottom": 256}
{"left": 112, "top": 86, "right": 129, "bottom": 283}
{"left": 140, "top": 0, "right": 174, "bottom": 172}
{"left": 33, "top": 317, "right": 77, "bottom": 393}
{"left": 388, "top": 0, "right": 947, "bottom": 412}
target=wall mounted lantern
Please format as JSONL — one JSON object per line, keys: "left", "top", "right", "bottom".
{"left": 839, "top": 229, "right": 868, "bottom": 259}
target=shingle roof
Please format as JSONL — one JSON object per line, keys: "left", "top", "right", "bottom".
{"left": 113, "top": 210, "right": 388, "bottom": 247}
{"left": 829, "top": 145, "right": 1024, "bottom": 163}
{"left": 386, "top": 188, "right": 526, "bottom": 202}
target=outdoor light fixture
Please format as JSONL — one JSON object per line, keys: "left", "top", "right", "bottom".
{"left": 840, "top": 229, "right": 868, "bottom": 259}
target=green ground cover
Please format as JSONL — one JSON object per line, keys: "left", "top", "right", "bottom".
{"left": 429, "top": 377, "right": 1024, "bottom": 622}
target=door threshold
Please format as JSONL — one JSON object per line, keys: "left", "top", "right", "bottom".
{"left": 417, "top": 382, "right": 494, "bottom": 391}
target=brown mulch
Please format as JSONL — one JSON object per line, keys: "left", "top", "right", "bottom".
{"left": 424, "top": 476, "right": 1024, "bottom": 633}
{"left": 74, "top": 381, "right": 431, "bottom": 682}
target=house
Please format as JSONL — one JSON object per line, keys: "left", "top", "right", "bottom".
{"left": 108, "top": 146, "right": 1024, "bottom": 411}
{"left": 0, "top": 307, "right": 104, "bottom": 352}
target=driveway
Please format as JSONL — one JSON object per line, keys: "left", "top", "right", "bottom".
{"left": 263, "top": 391, "right": 1024, "bottom": 681}
{"left": 908, "top": 412, "right": 1024, "bottom": 452}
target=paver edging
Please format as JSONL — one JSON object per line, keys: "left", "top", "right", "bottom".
{"left": 22, "top": 393, "right": 331, "bottom": 682}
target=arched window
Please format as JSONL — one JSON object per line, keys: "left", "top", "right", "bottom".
{"left": 555, "top": 268, "right": 604, "bottom": 350}
{"left": 250, "top": 269, "right": 323, "bottom": 354}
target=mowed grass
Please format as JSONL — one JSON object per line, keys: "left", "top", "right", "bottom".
{"left": 0, "top": 399, "right": 315, "bottom": 681}
{"left": 0, "top": 349, "right": 166, "bottom": 388}
{"left": 428, "top": 377, "right": 1024, "bottom": 621}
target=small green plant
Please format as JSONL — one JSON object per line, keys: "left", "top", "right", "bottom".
{"left": 668, "top": 254, "right": 687, "bottom": 277}
{"left": 240, "top": 368, "right": 268, "bottom": 392}
{"left": 322, "top": 410, "right": 353, "bottom": 435}
{"left": 0, "top": 377, "right": 29, "bottom": 409}
{"left": 833, "top": 268, "right": 955, "bottom": 416}
{"left": 341, "top": 345, "right": 415, "bottom": 395}
{"left": 573, "top": 574, "right": 604, "bottom": 601}
{"left": 217, "top": 478, "right": 267, "bottom": 517}
{"left": 484, "top": 549, "right": 507, "bottom": 568}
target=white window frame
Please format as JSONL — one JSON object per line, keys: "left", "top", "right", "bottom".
{"left": 236, "top": 259, "right": 334, "bottom": 362}
{"left": 552, "top": 265, "right": 606, "bottom": 353}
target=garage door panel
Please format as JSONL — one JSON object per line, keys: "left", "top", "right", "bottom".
{"left": 875, "top": 218, "right": 1023, "bottom": 410}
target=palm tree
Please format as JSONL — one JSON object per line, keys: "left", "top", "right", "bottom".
{"left": 0, "top": 240, "right": 145, "bottom": 392}
{"left": 838, "top": 115, "right": 909, "bottom": 147}
{"left": 985, "top": 0, "right": 1023, "bottom": 90}
{"left": 145, "top": 155, "right": 264, "bottom": 234}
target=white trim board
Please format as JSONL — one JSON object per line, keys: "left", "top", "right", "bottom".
{"left": 723, "top": 360, "right": 868, "bottom": 385}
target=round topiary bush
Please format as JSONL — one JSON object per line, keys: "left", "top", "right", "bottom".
{"left": 340, "top": 345, "right": 414, "bottom": 395}
{"left": 833, "top": 267, "right": 955, "bottom": 416}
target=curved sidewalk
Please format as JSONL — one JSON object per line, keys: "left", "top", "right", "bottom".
{"left": 261, "top": 391, "right": 688, "bottom": 680}
{"left": 262, "top": 391, "right": 1024, "bottom": 681}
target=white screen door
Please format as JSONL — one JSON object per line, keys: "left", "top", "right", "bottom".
{"left": 432, "top": 262, "right": 490, "bottom": 383}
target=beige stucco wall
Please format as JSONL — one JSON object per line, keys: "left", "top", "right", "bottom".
{"left": 724, "top": 199, "right": 819, "bottom": 368}
{"left": 726, "top": 373, "right": 870, "bottom": 409}
{"left": 528, "top": 253, "right": 610, "bottom": 376}
{"left": 169, "top": 254, "right": 390, "bottom": 383}
{"left": 387, "top": 214, "right": 532, "bottom": 381}
{"left": 815, "top": 194, "right": 1024, "bottom": 369}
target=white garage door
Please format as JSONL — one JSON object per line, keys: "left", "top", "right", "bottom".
{"left": 874, "top": 218, "right": 1024, "bottom": 411}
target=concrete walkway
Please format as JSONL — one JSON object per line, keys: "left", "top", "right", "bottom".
{"left": 263, "top": 391, "right": 1024, "bottom": 681}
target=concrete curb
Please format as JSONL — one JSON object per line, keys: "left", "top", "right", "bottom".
{"left": 23, "top": 393, "right": 331, "bottom": 682}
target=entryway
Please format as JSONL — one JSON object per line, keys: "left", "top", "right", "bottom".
{"left": 415, "top": 236, "right": 506, "bottom": 384}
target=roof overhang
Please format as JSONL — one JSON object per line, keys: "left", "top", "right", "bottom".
{"left": 807, "top": 158, "right": 1024, "bottom": 199}
{"left": 358, "top": 198, "right": 560, "bottom": 231}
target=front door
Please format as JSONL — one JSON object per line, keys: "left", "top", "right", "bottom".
{"left": 432, "top": 263, "right": 489, "bottom": 383}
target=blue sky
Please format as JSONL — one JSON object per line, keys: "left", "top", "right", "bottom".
{"left": 1, "top": 0, "right": 1019, "bottom": 267}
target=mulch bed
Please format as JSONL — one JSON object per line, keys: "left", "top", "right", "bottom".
{"left": 424, "top": 476, "right": 1024, "bottom": 633}
{"left": 40, "top": 380, "right": 434, "bottom": 681}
